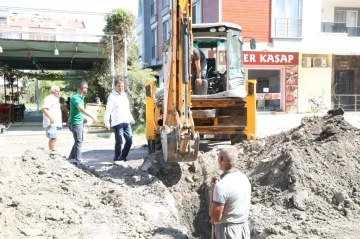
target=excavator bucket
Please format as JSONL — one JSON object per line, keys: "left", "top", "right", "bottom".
{"left": 161, "top": 125, "right": 200, "bottom": 162}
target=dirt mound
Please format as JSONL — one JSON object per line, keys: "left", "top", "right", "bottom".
{"left": 0, "top": 148, "right": 189, "bottom": 239}
{"left": 240, "top": 109, "right": 360, "bottom": 238}
{"left": 142, "top": 109, "right": 360, "bottom": 239}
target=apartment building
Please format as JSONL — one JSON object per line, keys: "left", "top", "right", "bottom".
{"left": 0, "top": 10, "right": 87, "bottom": 42}
{"left": 259, "top": 0, "right": 360, "bottom": 113}
{"left": 138, "top": 0, "right": 360, "bottom": 113}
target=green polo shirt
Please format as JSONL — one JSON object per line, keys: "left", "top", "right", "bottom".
{"left": 68, "top": 93, "right": 85, "bottom": 125}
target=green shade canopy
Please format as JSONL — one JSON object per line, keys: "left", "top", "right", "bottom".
{"left": 0, "top": 39, "right": 108, "bottom": 70}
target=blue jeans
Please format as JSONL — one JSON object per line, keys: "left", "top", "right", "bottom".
{"left": 113, "top": 123, "right": 133, "bottom": 160}
{"left": 68, "top": 124, "right": 83, "bottom": 161}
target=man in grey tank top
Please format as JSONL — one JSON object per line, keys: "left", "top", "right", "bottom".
{"left": 209, "top": 146, "right": 251, "bottom": 239}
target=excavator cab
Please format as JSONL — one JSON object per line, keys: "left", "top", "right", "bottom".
{"left": 189, "top": 23, "right": 257, "bottom": 144}
{"left": 191, "top": 23, "right": 249, "bottom": 97}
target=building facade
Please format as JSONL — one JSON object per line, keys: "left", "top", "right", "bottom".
{"left": 138, "top": 0, "right": 360, "bottom": 113}
{"left": 0, "top": 10, "right": 90, "bottom": 42}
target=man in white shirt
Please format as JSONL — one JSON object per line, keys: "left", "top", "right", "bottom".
{"left": 42, "top": 85, "right": 62, "bottom": 150}
{"left": 104, "top": 77, "right": 135, "bottom": 162}
{"left": 209, "top": 146, "right": 251, "bottom": 239}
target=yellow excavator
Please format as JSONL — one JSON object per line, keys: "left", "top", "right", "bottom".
{"left": 145, "top": 0, "right": 257, "bottom": 162}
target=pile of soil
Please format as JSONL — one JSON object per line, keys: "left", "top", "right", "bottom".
{"left": 0, "top": 149, "right": 189, "bottom": 239}
{"left": 142, "top": 108, "right": 360, "bottom": 239}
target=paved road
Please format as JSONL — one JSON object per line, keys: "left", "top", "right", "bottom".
{"left": 2, "top": 112, "right": 360, "bottom": 162}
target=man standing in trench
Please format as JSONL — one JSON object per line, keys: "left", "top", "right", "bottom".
{"left": 68, "top": 80, "right": 99, "bottom": 161}
{"left": 209, "top": 146, "right": 251, "bottom": 239}
{"left": 104, "top": 77, "right": 135, "bottom": 162}
{"left": 42, "top": 85, "right": 62, "bottom": 151}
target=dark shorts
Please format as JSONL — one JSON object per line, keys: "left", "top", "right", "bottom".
{"left": 45, "top": 125, "right": 58, "bottom": 139}
{"left": 215, "top": 222, "right": 250, "bottom": 239}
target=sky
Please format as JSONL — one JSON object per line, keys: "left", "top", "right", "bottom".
{"left": 0, "top": 0, "right": 138, "bottom": 34}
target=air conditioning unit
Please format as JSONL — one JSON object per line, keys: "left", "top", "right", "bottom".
{"left": 313, "top": 57, "right": 327, "bottom": 67}
{"left": 302, "top": 57, "right": 312, "bottom": 67}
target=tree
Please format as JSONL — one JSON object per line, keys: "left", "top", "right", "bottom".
{"left": 87, "top": 8, "right": 156, "bottom": 133}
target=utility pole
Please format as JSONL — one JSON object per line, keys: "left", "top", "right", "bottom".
{"left": 124, "top": 36, "right": 128, "bottom": 77}
{"left": 35, "top": 79, "right": 39, "bottom": 111}
{"left": 110, "top": 35, "right": 115, "bottom": 90}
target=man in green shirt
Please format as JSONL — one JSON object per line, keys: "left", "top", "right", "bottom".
{"left": 68, "top": 80, "right": 99, "bottom": 161}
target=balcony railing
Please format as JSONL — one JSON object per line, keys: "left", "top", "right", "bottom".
{"left": 151, "top": 46, "right": 158, "bottom": 59}
{"left": 274, "top": 18, "right": 302, "bottom": 38}
{"left": 0, "top": 30, "right": 102, "bottom": 42}
{"left": 150, "top": 2, "right": 157, "bottom": 17}
{"left": 321, "top": 22, "right": 360, "bottom": 37}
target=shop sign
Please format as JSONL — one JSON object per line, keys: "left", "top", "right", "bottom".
{"left": 244, "top": 52, "right": 299, "bottom": 65}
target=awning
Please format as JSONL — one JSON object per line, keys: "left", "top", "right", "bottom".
{"left": 0, "top": 39, "right": 108, "bottom": 70}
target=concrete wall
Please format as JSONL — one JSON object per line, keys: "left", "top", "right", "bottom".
{"left": 297, "top": 53, "right": 332, "bottom": 113}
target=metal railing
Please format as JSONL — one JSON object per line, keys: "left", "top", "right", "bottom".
{"left": 274, "top": 18, "right": 302, "bottom": 38}
{"left": 150, "top": 2, "right": 157, "bottom": 17}
{"left": 333, "top": 94, "right": 360, "bottom": 111}
{"left": 321, "top": 22, "right": 360, "bottom": 37}
{"left": 28, "top": 33, "right": 56, "bottom": 41}
{"left": 151, "top": 46, "right": 158, "bottom": 59}
{"left": 0, "top": 30, "right": 103, "bottom": 42}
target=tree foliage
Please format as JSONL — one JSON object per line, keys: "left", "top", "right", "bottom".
{"left": 87, "top": 8, "right": 156, "bottom": 132}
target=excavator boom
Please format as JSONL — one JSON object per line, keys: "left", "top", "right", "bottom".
{"left": 160, "top": 0, "right": 199, "bottom": 162}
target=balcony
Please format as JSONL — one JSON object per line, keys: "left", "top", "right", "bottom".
{"left": 274, "top": 18, "right": 302, "bottom": 38}
{"left": 321, "top": 22, "right": 360, "bottom": 37}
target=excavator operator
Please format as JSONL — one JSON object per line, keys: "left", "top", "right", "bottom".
{"left": 191, "top": 47, "right": 207, "bottom": 87}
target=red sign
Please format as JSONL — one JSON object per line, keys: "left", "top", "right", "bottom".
{"left": 243, "top": 52, "right": 299, "bottom": 65}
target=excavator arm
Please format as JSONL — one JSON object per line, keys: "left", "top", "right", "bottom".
{"left": 160, "top": 0, "right": 199, "bottom": 162}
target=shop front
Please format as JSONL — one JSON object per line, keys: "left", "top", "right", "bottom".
{"left": 332, "top": 55, "right": 360, "bottom": 111}
{"left": 244, "top": 51, "right": 299, "bottom": 113}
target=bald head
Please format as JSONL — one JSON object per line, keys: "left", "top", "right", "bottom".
{"left": 219, "top": 146, "right": 238, "bottom": 167}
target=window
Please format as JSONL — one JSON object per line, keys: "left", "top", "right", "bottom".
{"left": 162, "top": 0, "right": 169, "bottom": 8}
{"left": 0, "top": 32, "right": 20, "bottom": 39}
{"left": 162, "top": 20, "right": 170, "bottom": 42}
{"left": 0, "top": 17, "right": 7, "bottom": 25}
{"left": 336, "top": 10, "right": 358, "bottom": 36}
{"left": 192, "top": 0, "right": 201, "bottom": 24}
{"left": 151, "top": 28, "right": 157, "bottom": 59}
{"left": 273, "top": 0, "right": 302, "bottom": 37}
{"left": 138, "top": 0, "right": 143, "bottom": 17}
{"left": 137, "top": 0, "right": 143, "bottom": 23}
{"left": 228, "top": 29, "right": 243, "bottom": 79}
{"left": 150, "top": 0, "right": 157, "bottom": 17}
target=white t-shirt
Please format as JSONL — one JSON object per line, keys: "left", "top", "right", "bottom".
{"left": 104, "top": 91, "right": 134, "bottom": 128}
{"left": 42, "top": 94, "right": 62, "bottom": 128}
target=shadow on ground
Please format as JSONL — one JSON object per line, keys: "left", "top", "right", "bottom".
{"left": 152, "top": 227, "right": 190, "bottom": 238}
{"left": 199, "top": 140, "right": 231, "bottom": 153}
